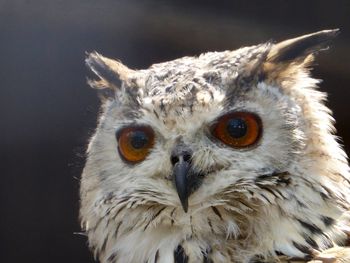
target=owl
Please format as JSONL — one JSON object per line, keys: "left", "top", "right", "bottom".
{"left": 80, "top": 30, "right": 350, "bottom": 263}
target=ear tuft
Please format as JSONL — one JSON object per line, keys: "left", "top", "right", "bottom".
{"left": 267, "top": 29, "right": 339, "bottom": 63}
{"left": 85, "top": 52, "right": 134, "bottom": 90}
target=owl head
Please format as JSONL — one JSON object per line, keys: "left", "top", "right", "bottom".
{"left": 80, "top": 30, "right": 350, "bottom": 263}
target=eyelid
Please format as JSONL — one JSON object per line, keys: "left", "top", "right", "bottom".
{"left": 116, "top": 123, "right": 148, "bottom": 139}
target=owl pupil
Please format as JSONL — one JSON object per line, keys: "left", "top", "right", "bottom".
{"left": 227, "top": 118, "right": 247, "bottom": 138}
{"left": 130, "top": 131, "right": 149, "bottom": 149}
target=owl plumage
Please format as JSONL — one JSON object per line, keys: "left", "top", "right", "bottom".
{"left": 80, "top": 30, "right": 350, "bottom": 263}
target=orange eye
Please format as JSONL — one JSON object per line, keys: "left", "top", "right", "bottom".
{"left": 211, "top": 112, "right": 262, "bottom": 148}
{"left": 116, "top": 126, "right": 155, "bottom": 163}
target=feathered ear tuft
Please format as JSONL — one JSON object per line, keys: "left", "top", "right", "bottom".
{"left": 85, "top": 52, "right": 135, "bottom": 90}
{"left": 262, "top": 29, "right": 339, "bottom": 84}
{"left": 267, "top": 29, "right": 339, "bottom": 64}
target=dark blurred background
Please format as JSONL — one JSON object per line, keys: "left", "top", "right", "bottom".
{"left": 1, "top": 0, "right": 349, "bottom": 262}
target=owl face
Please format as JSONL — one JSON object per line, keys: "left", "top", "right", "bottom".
{"left": 92, "top": 58, "right": 302, "bottom": 208}
{"left": 80, "top": 30, "right": 350, "bottom": 263}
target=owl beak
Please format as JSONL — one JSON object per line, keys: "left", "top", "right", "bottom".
{"left": 171, "top": 143, "right": 203, "bottom": 213}
{"left": 173, "top": 158, "right": 191, "bottom": 213}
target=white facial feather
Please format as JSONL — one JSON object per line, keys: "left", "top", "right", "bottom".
{"left": 80, "top": 30, "right": 350, "bottom": 263}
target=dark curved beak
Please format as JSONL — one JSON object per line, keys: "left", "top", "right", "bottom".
{"left": 173, "top": 158, "right": 191, "bottom": 213}
{"left": 171, "top": 143, "right": 204, "bottom": 213}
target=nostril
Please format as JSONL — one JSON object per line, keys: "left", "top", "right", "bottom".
{"left": 171, "top": 156, "right": 179, "bottom": 165}
{"left": 171, "top": 152, "right": 192, "bottom": 166}
{"left": 171, "top": 144, "right": 193, "bottom": 166}
{"left": 183, "top": 153, "right": 192, "bottom": 162}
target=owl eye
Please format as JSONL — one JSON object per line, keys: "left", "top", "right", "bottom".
{"left": 116, "top": 126, "right": 155, "bottom": 163}
{"left": 211, "top": 112, "right": 262, "bottom": 148}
